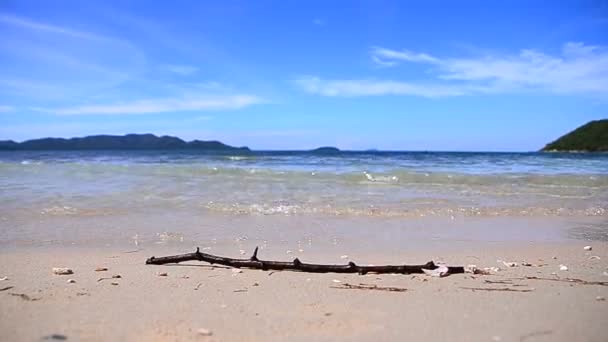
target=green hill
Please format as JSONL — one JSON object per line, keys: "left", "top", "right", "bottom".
{"left": 0, "top": 134, "right": 250, "bottom": 152}
{"left": 542, "top": 120, "right": 608, "bottom": 152}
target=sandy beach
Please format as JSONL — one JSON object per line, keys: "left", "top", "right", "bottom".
{"left": 1, "top": 240, "right": 607, "bottom": 342}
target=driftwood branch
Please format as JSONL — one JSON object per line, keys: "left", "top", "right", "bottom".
{"left": 146, "top": 247, "right": 465, "bottom": 275}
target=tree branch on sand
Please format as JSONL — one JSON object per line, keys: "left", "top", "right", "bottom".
{"left": 146, "top": 247, "right": 465, "bottom": 275}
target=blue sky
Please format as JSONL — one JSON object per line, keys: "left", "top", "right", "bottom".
{"left": 1, "top": 0, "right": 607, "bottom": 151}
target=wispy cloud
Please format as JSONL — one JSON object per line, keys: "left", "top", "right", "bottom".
{"left": 164, "top": 64, "right": 199, "bottom": 76}
{"left": 0, "top": 13, "right": 107, "bottom": 41}
{"left": 372, "top": 47, "right": 439, "bottom": 64}
{"left": 294, "top": 76, "right": 474, "bottom": 98}
{"left": 36, "top": 95, "right": 263, "bottom": 115}
{"left": 369, "top": 42, "right": 608, "bottom": 96}
{"left": 0, "top": 13, "right": 144, "bottom": 100}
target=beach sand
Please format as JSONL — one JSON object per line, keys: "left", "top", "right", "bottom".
{"left": 1, "top": 241, "right": 607, "bottom": 341}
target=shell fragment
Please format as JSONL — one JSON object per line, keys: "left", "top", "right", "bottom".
{"left": 422, "top": 264, "right": 449, "bottom": 277}
{"left": 52, "top": 268, "right": 73, "bottom": 275}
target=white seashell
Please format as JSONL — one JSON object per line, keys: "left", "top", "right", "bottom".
{"left": 483, "top": 267, "right": 500, "bottom": 273}
{"left": 52, "top": 268, "right": 73, "bottom": 275}
{"left": 239, "top": 250, "right": 246, "bottom": 255}
{"left": 332, "top": 279, "right": 341, "bottom": 283}
{"left": 422, "top": 264, "right": 449, "bottom": 277}
{"left": 197, "top": 328, "right": 213, "bottom": 336}
{"left": 340, "top": 255, "right": 349, "bottom": 259}
{"left": 559, "top": 265, "right": 568, "bottom": 271}
{"left": 465, "top": 265, "right": 478, "bottom": 273}
{"left": 0, "top": 276, "right": 8, "bottom": 281}
{"left": 67, "top": 279, "right": 76, "bottom": 284}
{"left": 584, "top": 246, "right": 592, "bottom": 251}
{"left": 502, "top": 261, "right": 518, "bottom": 268}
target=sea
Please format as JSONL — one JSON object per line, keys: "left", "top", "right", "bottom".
{"left": 1, "top": 150, "right": 607, "bottom": 253}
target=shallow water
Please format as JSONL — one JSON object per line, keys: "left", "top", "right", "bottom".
{"left": 1, "top": 150, "right": 606, "bottom": 216}
{"left": 0, "top": 150, "right": 607, "bottom": 249}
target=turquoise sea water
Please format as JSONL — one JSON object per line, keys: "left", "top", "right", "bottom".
{"left": 1, "top": 150, "right": 606, "bottom": 218}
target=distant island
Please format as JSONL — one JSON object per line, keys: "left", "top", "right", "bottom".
{"left": 0, "top": 134, "right": 250, "bottom": 152}
{"left": 541, "top": 119, "right": 608, "bottom": 152}
{"left": 309, "top": 146, "right": 341, "bottom": 154}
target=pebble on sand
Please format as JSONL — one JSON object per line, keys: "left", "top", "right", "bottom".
{"left": 584, "top": 246, "right": 592, "bottom": 251}
{"left": 52, "top": 268, "right": 73, "bottom": 275}
{"left": 559, "top": 265, "right": 569, "bottom": 271}
{"left": 502, "top": 261, "right": 518, "bottom": 268}
{"left": 596, "top": 296, "right": 605, "bottom": 301}
{"left": 67, "top": 279, "right": 76, "bottom": 284}
{"left": 95, "top": 267, "right": 108, "bottom": 272}
{"left": 157, "top": 272, "right": 168, "bottom": 277}
{"left": 197, "top": 328, "right": 213, "bottom": 336}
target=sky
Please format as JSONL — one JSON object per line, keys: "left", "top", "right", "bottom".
{"left": 0, "top": 0, "right": 607, "bottom": 151}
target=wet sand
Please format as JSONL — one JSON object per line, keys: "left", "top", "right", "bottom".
{"left": 1, "top": 241, "right": 607, "bottom": 342}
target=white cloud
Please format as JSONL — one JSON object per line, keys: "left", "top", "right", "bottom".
{"left": 37, "top": 95, "right": 263, "bottom": 115}
{"left": 371, "top": 47, "right": 440, "bottom": 64}
{"left": 369, "top": 42, "right": 608, "bottom": 96}
{"left": 164, "top": 64, "right": 199, "bottom": 76}
{"left": 294, "top": 76, "right": 475, "bottom": 97}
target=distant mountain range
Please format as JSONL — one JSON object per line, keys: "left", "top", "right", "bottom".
{"left": 0, "top": 134, "right": 251, "bottom": 152}
{"left": 542, "top": 119, "right": 608, "bottom": 152}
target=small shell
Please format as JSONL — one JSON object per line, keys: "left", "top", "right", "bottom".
{"left": 422, "top": 264, "right": 449, "bottom": 277}
{"left": 584, "top": 246, "right": 592, "bottom": 251}
{"left": 95, "top": 267, "right": 108, "bottom": 272}
{"left": 52, "top": 267, "right": 73, "bottom": 275}
{"left": 340, "top": 255, "right": 349, "bottom": 259}
{"left": 332, "top": 279, "right": 341, "bottom": 283}
{"left": 239, "top": 250, "right": 246, "bottom": 255}
{"left": 157, "top": 272, "right": 168, "bottom": 277}
{"left": 197, "top": 328, "right": 213, "bottom": 336}
{"left": 502, "top": 261, "right": 518, "bottom": 268}
{"left": 559, "top": 265, "right": 568, "bottom": 271}
{"left": 521, "top": 262, "right": 532, "bottom": 267}
{"left": 596, "top": 296, "right": 605, "bottom": 301}
{"left": 67, "top": 279, "right": 76, "bottom": 284}
{"left": 0, "top": 276, "right": 8, "bottom": 281}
